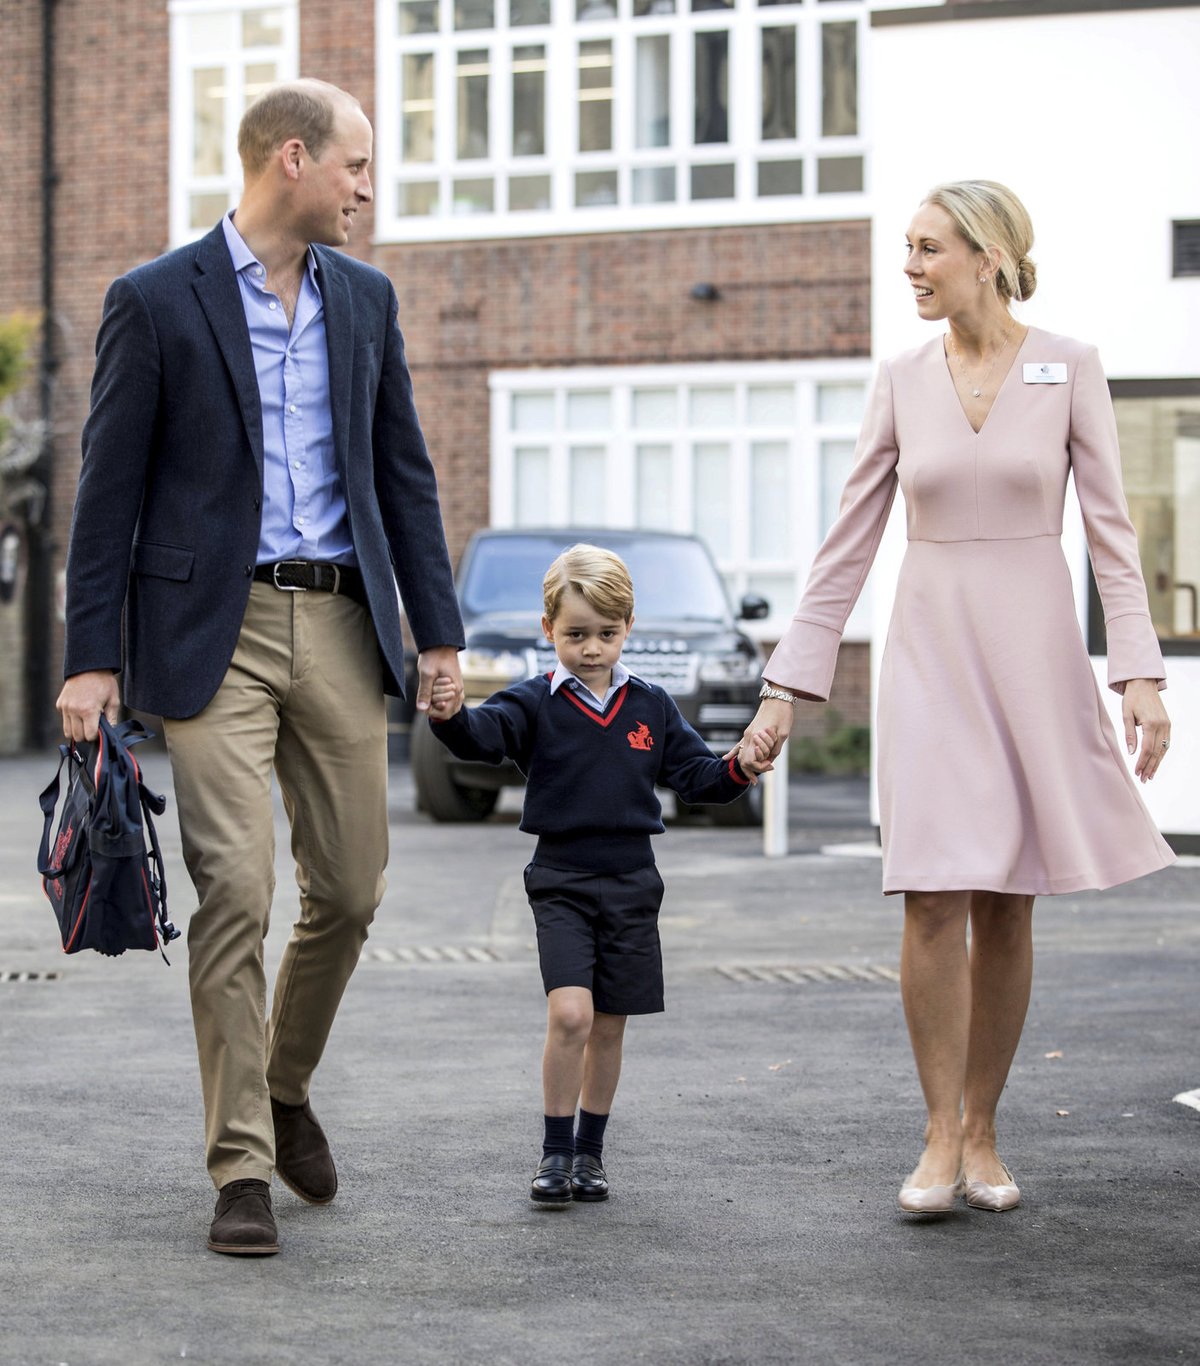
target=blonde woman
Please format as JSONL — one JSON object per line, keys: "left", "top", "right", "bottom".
{"left": 743, "top": 181, "right": 1174, "bottom": 1214}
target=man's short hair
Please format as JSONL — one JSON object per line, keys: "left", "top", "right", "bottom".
{"left": 237, "top": 80, "right": 358, "bottom": 176}
{"left": 543, "top": 544, "right": 635, "bottom": 623}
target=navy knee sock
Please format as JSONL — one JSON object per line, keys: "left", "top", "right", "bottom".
{"left": 543, "top": 1114, "right": 576, "bottom": 1159}
{"left": 575, "top": 1108, "right": 609, "bottom": 1160}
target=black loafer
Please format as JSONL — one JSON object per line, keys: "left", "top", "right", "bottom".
{"left": 571, "top": 1152, "right": 609, "bottom": 1202}
{"left": 530, "top": 1153, "right": 574, "bottom": 1206}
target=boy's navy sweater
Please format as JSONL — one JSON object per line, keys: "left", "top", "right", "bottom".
{"left": 430, "top": 673, "right": 750, "bottom": 872}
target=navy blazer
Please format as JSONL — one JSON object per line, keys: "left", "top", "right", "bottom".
{"left": 64, "top": 222, "right": 464, "bottom": 719}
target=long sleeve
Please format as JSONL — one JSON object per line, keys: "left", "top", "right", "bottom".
{"left": 763, "top": 360, "right": 900, "bottom": 701}
{"left": 656, "top": 695, "right": 749, "bottom": 806}
{"left": 1069, "top": 346, "right": 1166, "bottom": 693}
{"left": 429, "top": 683, "right": 539, "bottom": 768}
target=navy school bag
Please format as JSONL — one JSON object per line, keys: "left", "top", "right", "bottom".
{"left": 37, "top": 716, "right": 179, "bottom": 961}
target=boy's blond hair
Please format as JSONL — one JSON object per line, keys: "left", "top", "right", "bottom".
{"left": 543, "top": 544, "right": 635, "bottom": 623}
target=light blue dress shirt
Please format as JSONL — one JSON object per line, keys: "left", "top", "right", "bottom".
{"left": 221, "top": 213, "right": 355, "bottom": 566}
{"left": 549, "top": 660, "right": 633, "bottom": 712}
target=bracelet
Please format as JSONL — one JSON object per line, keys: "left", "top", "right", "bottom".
{"left": 759, "top": 683, "right": 798, "bottom": 705}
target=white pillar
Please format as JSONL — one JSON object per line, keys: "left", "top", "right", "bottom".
{"left": 762, "top": 740, "right": 788, "bottom": 858}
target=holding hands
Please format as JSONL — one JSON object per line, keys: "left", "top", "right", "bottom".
{"left": 736, "top": 727, "right": 778, "bottom": 784}
{"left": 428, "top": 674, "right": 463, "bottom": 721}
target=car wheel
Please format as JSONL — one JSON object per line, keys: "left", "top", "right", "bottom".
{"left": 710, "top": 780, "right": 764, "bottom": 827}
{"left": 411, "top": 719, "right": 500, "bottom": 822}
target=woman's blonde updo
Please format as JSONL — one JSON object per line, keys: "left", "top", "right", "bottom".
{"left": 924, "top": 180, "right": 1037, "bottom": 303}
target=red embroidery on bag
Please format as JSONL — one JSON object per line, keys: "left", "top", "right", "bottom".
{"left": 52, "top": 821, "right": 73, "bottom": 872}
{"left": 627, "top": 722, "right": 654, "bottom": 751}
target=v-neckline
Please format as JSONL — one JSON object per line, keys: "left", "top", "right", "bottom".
{"left": 941, "top": 325, "right": 1033, "bottom": 436}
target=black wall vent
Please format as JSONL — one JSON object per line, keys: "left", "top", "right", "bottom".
{"left": 1173, "top": 221, "right": 1200, "bottom": 278}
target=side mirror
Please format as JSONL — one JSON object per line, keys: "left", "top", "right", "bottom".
{"left": 738, "top": 593, "right": 769, "bottom": 621}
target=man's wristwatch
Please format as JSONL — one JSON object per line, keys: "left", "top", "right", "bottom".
{"left": 759, "top": 683, "right": 798, "bottom": 705}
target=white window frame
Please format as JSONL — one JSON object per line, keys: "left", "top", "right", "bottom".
{"left": 489, "top": 360, "right": 874, "bottom": 639}
{"left": 375, "top": 0, "right": 868, "bottom": 242}
{"left": 168, "top": 0, "right": 299, "bottom": 247}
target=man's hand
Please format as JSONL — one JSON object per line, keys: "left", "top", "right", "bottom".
{"left": 415, "top": 646, "right": 463, "bottom": 715}
{"left": 57, "top": 671, "right": 122, "bottom": 744}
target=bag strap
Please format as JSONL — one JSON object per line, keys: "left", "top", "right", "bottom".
{"left": 36, "top": 744, "right": 92, "bottom": 878}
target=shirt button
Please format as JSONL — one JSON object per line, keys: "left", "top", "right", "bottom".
{"left": 269, "top": 301, "right": 277, "bottom": 311}
{"left": 255, "top": 266, "right": 263, "bottom": 276}
{"left": 297, "top": 516, "right": 306, "bottom": 525}
{"left": 289, "top": 404, "right": 297, "bottom": 413}
{"left": 292, "top": 461, "right": 301, "bottom": 469}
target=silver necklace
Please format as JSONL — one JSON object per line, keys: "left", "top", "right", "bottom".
{"left": 949, "top": 324, "right": 1013, "bottom": 398}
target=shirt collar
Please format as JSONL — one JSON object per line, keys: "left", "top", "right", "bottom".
{"left": 548, "top": 659, "right": 631, "bottom": 699}
{"left": 222, "top": 211, "right": 319, "bottom": 287}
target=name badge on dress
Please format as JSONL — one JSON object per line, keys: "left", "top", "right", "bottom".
{"left": 1023, "top": 362, "right": 1068, "bottom": 384}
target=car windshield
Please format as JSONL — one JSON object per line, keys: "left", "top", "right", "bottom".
{"left": 460, "top": 534, "right": 732, "bottom": 622}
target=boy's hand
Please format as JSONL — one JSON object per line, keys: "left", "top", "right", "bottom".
{"left": 735, "top": 727, "right": 777, "bottom": 784}
{"left": 427, "top": 674, "right": 463, "bottom": 721}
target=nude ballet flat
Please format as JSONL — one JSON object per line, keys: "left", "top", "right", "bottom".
{"left": 964, "top": 1163, "right": 1020, "bottom": 1212}
{"left": 898, "top": 1172, "right": 963, "bottom": 1213}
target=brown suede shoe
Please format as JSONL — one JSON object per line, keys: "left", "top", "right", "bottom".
{"left": 271, "top": 1096, "right": 338, "bottom": 1205}
{"left": 207, "top": 1179, "right": 280, "bottom": 1256}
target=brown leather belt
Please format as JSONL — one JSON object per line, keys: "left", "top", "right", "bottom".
{"left": 253, "top": 559, "right": 367, "bottom": 607}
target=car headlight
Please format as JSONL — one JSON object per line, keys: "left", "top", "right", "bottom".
{"left": 460, "top": 648, "right": 530, "bottom": 692}
{"left": 698, "top": 651, "right": 762, "bottom": 684}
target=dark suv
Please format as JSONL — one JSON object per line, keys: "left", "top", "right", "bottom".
{"left": 410, "top": 528, "right": 768, "bottom": 824}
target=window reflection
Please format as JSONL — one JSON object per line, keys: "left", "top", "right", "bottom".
{"left": 821, "top": 21, "right": 857, "bottom": 137}
{"left": 512, "top": 46, "right": 546, "bottom": 156}
{"left": 578, "top": 40, "right": 614, "bottom": 153}
{"left": 694, "top": 30, "right": 729, "bottom": 144}
{"left": 456, "top": 49, "right": 490, "bottom": 159}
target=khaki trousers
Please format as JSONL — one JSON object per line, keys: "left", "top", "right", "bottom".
{"left": 163, "top": 582, "right": 388, "bottom": 1188}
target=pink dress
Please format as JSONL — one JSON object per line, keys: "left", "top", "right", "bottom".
{"left": 766, "top": 326, "right": 1176, "bottom": 895}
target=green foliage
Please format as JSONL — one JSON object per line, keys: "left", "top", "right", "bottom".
{"left": 788, "top": 707, "right": 871, "bottom": 776}
{"left": 0, "top": 313, "right": 39, "bottom": 404}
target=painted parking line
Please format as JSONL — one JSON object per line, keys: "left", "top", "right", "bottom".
{"left": 1172, "top": 1089, "right": 1200, "bottom": 1113}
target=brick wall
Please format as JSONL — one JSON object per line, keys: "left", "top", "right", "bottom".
{"left": 9, "top": 0, "right": 874, "bottom": 736}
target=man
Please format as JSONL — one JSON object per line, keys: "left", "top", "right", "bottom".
{"left": 57, "top": 80, "right": 465, "bottom": 1257}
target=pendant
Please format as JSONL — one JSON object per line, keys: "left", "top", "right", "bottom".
{"left": 972, "top": 388, "right": 981, "bottom": 397}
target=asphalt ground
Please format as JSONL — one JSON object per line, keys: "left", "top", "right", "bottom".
{"left": 1, "top": 750, "right": 1197, "bottom": 1366}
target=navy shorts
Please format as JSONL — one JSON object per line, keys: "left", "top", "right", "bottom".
{"left": 523, "top": 862, "right": 666, "bottom": 1016}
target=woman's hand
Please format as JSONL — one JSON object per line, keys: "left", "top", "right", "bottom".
{"left": 1122, "top": 678, "right": 1171, "bottom": 782}
{"left": 740, "top": 696, "right": 797, "bottom": 764}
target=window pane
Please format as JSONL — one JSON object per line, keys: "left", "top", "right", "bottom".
{"left": 185, "top": 13, "right": 235, "bottom": 48}
{"left": 398, "top": 180, "right": 440, "bottom": 215}
{"left": 634, "top": 0, "right": 675, "bottom": 12}
{"left": 189, "top": 192, "right": 229, "bottom": 231}
{"left": 578, "top": 41, "right": 613, "bottom": 153}
{"left": 817, "top": 382, "right": 865, "bottom": 424}
{"left": 820, "top": 438, "right": 855, "bottom": 535}
{"left": 748, "top": 385, "right": 795, "bottom": 425}
{"left": 514, "top": 448, "right": 551, "bottom": 525}
{"left": 575, "top": 169, "right": 618, "bottom": 206}
{"left": 511, "top": 0, "right": 551, "bottom": 22}
{"left": 456, "top": 49, "right": 490, "bottom": 159}
{"left": 694, "top": 31, "right": 728, "bottom": 144}
{"left": 693, "top": 443, "right": 732, "bottom": 557}
{"left": 632, "top": 165, "right": 676, "bottom": 204}
{"left": 636, "top": 445, "right": 673, "bottom": 528}
{"left": 570, "top": 446, "right": 607, "bottom": 522}
{"left": 452, "top": 177, "right": 494, "bottom": 212}
{"left": 509, "top": 174, "right": 551, "bottom": 210}
{"left": 512, "top": 392, "right": 555, "bottom": 430}
{"left": 690, "top": 163, "right": 734, "bottom": 200}
{"left": 244, "top": 62, "right": 277, "bottom": 103}
{"left": 692, "top": 0, "right": 732, "bottom": 9}
{"left": 242, "top": 8, "right": 284, "bottom": 46}
{"left": 752, "top": 442, "right": 790, "bottom": 558}
{"left": 821, "top": 21, "right": 857, "bottom": 137}
{"left": 817, "top": 156, "right": 863, "bottom": 194}
{"left": 577, "top": 0, "right": 618, "bottom": 16}
{"left": 192, "top": 69, "right": 225, "bottom": 177}
{"left": 690, "top": 388, "right": 735, "bottom": 425}
{"left": 758, "top": 159, "right": 803, "bottom": 196}
{"left": 398, "top": 0, "right": 438, "bottom": 34}
{"left": 402, "top": 53, "right": 436, "bottom": 163}
{"left": 1114, "top": 397, "right": 1200, "bottom": 642}
{"left": 635, "top": 36, "right": 670, "bottom": 149}
{"left": 512, "top": 46, "right": 546, "bottom": 156}
{"left": 455, "top": 0, "right": 494, "bottom": 29}
{"left": 567, "top": 391, "right": 612, "bottom": 430}
{"left": 633, "top": 389, "right": 677, "bottom": 427}
{"left": 761, "top": 27, "right": 796, "bottom": 140}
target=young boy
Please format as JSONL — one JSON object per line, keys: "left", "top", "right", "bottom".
{"left": 428, "top": 544, "right": 772, "bottom": 1207}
